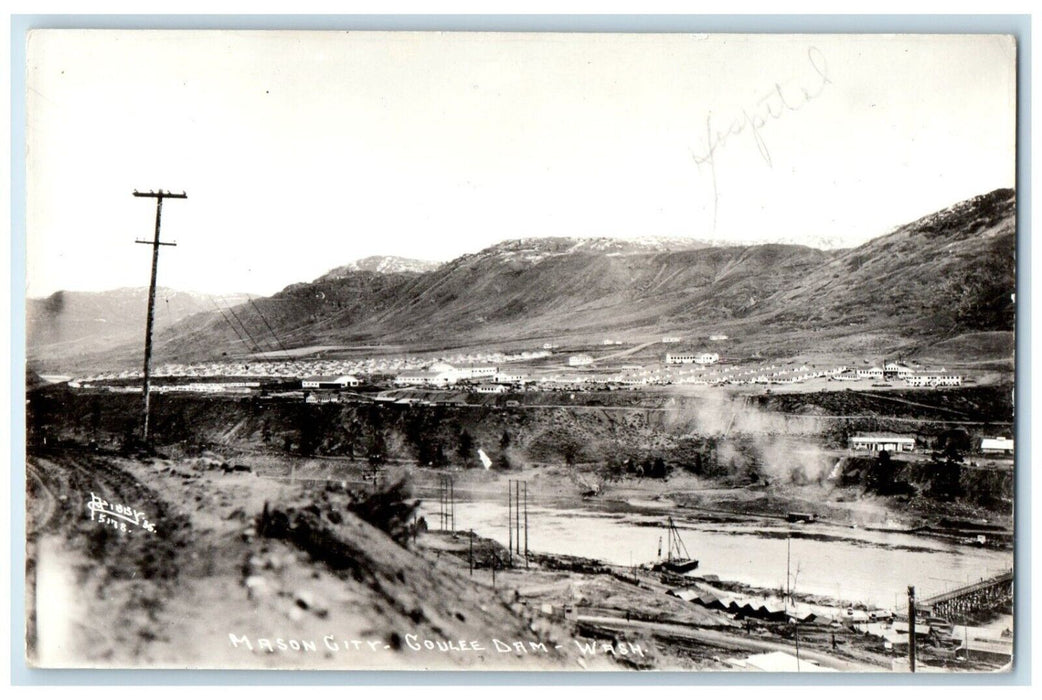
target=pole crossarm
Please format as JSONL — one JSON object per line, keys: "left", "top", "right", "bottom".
{"left": 133, "top": 189, "right": 187, "bottom": 199}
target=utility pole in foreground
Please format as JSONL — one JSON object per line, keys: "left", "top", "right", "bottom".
{"left": 907, "top": 585, "right": 917, "bottom": 673}
{"left": 134, "top": 189, "right": 186, "bottom": 444}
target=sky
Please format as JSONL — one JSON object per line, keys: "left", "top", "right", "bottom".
{"left": 25, "top": 31, "right": 1016, "bottom": 297}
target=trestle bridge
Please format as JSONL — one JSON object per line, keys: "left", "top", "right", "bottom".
{"left": 920, "top": 570, "right": 1013, "bottom": 621}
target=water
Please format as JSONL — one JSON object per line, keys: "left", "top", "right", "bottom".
{"left": 419, "top": 489, "right": 1013, "bottom": 611}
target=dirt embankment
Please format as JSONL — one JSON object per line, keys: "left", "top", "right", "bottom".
{"left": 26, "top": 446, "right": 610, "bottom": 670}
{"left": 31, "top": 383, "right": 1013, "bottom": 463}
{"left": 28, "top": 385, "right": 1014, "bottom": 526}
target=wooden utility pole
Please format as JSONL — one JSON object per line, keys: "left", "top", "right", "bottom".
{"left": 907, "top": 586, "right": 917, "bottom": 673}
{"left": 134, "top": 189, "right": 186, "bottom": 444}
{"left": 523, "top": 481, "right": 529, "bottom": 567}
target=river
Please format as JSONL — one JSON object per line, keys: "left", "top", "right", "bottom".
{"left": 417, "top": 487, "right": 1013, "bottom": 611}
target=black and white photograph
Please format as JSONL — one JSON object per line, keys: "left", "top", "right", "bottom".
{"left": 22, "top": 29, "right": 1017, "bottom": 673}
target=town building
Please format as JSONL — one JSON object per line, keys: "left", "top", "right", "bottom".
{"left": 495, "top": 371, "right": 527, "bottom": 384}
{"left": 393, "top": 363, "right": 498, "bottom": 386}
{"left": 455, "top": 365, "right": 498, "bottom": 380}
{"left": 568, "top": 354, "right": 594, "bottom": 367}
{"left": 475, "top": 384, "right": 508, "bottom": 394}
{"left": 980, "top": 437, "right": 1014, "bottom": 455}
{"left": 849, "top": 433, "right": 916, "bottom": 453}
{"left": 393, "top": 370, "right": 455, "bottom": 387}
{"left": 662, "top": 336, "right": 682, "bottom": 343}
{"left": 884, "top": 362, "right": 915, "bottom": 379}
{"left": 666, "top": 352, "right": 719, "bottom": 365}
{"left": 301, "top": 375, "right": 360, "bottom": 389}
{"left": 709, "top": 334, "right": 729, "bottom": 341}
{"left": 905, "top": 373, "right": 963, "bottom": 387}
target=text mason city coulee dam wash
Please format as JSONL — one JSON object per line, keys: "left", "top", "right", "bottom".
{"left": 228, "top": 633, "right": 646, "bottom": 658}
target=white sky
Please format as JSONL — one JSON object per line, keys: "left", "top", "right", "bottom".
{"left": 25, "top": 31, "right": 1016, "bottom": 297}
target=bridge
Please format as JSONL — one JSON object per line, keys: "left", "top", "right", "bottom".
{"left": 920, "top": 570, "right": 1013, "bottom": 621}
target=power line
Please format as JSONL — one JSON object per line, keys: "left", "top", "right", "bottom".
{"left": 207, "top": 296, "right": 253, "bottom": 352}
{"left": 247, "top": 297, "right": 293, "bottom": 361}
{"left": 220, "top": 296, "right": 269, "bottom": 355}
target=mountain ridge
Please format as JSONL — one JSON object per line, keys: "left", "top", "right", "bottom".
{"left": 29, "top": 188, "right": 1016, "bottom": 370}
{"left": 317, "top": 255, "right": 442, "bottom": 279}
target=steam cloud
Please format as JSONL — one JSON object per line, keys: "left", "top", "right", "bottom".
{"left": 666, "top": 392, "right": 837, "bottom": 484}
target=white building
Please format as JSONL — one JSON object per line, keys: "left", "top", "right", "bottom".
{"left": 662, "top": 336, "right": 682, "bottom": 343}
{"left": 393, "top": 363, "right": 498, "bottom": 387}
{"left": 709, "top": 334, "right": 729, "bottom": 341}
{"left": 980, "top": 437, "right": 1014, "bottom": 455}
{"left": 454, "top": 365, "right": 498, "bottom": 380}
{"left": 393, "top": 370, "right": 455, "bottom": 387}
{"left": 568, "top": 354, "right": 594, "bottom": 367}
{"left": 495, "top": 371, "right": 527, "bottom": 384}
{"left": 666, "top": 353, "right": 719, "bottom": 365}
{"left": 856, "top": 367, "right": 885, "bottom": 379}
{"left": 475, "top": 384, "right": 508, "bottom": 394}
{"left": 884, "top": 362, "right": 914, "bottom": 378}
{"left": 905, "top": 374, "right": 963, "bottom": 387}
{"left": 850, "top": 433, "right": 916, "bottom": 453}
{"left": 302, "top": 375, "right": 360, "bottom": 389}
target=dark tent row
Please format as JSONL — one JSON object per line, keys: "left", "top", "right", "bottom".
{"left": 669, "top": 589, "right": 817, "bottom": 623}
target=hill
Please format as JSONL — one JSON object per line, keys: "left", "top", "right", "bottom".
{"left": 739, "top": 188, "right": 1015, "bottom": 357}
{"left": 148, "top": 239, "right": 834, "bottom": 363}
{"left": 39, "top": 188, "right": 1016, "bottom": 369}
{"left": 26, "top": 288, "right": 251, "bottom": 364}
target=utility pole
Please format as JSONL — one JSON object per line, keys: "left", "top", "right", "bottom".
{"left": 133, "top": 189, "right": 186, "bottom": 444}
{"left": 794, "top": 620, "right": 801, "bottom": 672}
{"left": 786, "top": 535, "right": 791, "bottom": 604}
{"left": 908, "top": 585, "right": 917, "bottom": 673}
{"left": 524, "top": 481, "right": 529, "bottom": 567}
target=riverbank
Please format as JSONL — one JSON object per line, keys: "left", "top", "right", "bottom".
{"left": 399, "top": 462, "right": 1013, "bottom": 548}
{"left": 419, "top": 529, "right": 1008, "bottom": 672}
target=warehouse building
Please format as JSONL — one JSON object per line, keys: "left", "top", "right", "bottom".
{"left": 849, "top": 433, "right": 916, "bottom": 453}
{"left": 905, "top": 373, "right": 963, "bottom": 387}
{"left": 980, "top": 437, "right": 1014, "bottom": 455}
{"left": 301, "top": 375, "right": 360, "bottom": 389}
{"left": 666, "top": 352, "right": 719, "bottom": 365}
